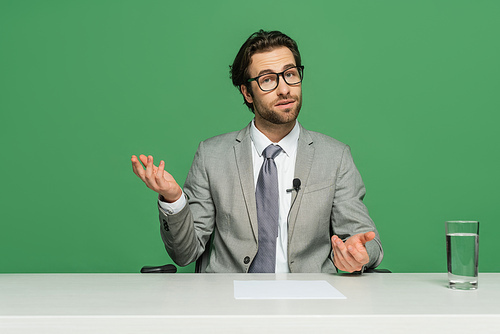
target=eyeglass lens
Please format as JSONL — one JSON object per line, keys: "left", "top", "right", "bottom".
{"left": 258, "top": 67, "right": 302, "bottom": 91}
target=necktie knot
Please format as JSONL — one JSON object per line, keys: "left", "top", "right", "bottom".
{"left": 262, "top": 144, "right": 282, "bottom": 160}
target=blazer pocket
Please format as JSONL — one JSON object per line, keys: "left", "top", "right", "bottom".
{"left": 303, "top": 183, "right": 333, "bottom": 194}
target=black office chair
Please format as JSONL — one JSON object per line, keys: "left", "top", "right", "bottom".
{"left": 364, "top": 268, "right": 391, "bottom": 273}
{"left": 141, "top": 239, "right": 211, "bottom": 274}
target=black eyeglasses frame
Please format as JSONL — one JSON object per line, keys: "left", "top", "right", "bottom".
{"left": 247, "top": 65, "right": 305, "bottom": 92}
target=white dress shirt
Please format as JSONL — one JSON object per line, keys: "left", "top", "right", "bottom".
{"left": 159, "top": 120, "right": 300, "bottom": 273}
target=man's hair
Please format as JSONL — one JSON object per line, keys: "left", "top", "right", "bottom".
{"left": 230, "top": 30, "right": 302, "bottom": 112}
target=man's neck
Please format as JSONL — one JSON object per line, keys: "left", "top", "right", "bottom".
{"left": 254, "top": 118, "right": 296, "bottom": 143}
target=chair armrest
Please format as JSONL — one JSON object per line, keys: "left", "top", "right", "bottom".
{"left": 364, "top": 268, "right": 392, "bottom": 273}
{"left": 140, "top": 264, "right": 177, "bottom": 273}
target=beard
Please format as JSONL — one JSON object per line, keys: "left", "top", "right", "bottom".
{"left": 253, "top": 93, "right": 302, "bottom": 125}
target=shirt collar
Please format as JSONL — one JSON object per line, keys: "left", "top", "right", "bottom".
{"left": 250, "top": 119, "right": 300, "bottom": 158}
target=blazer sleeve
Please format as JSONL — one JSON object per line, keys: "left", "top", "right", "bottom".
{"left": 158, "top": 141, "right": 214, "bottom": 267}
{"left": 330, "top": 145, "right": 383, "bottom": 269}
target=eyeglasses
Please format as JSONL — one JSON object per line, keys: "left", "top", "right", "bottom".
{"left": 247, "top": 66, "right": 304, "bottom": 92}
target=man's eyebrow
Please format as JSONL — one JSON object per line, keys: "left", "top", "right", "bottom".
{"left": 257, "top": 63, "right": 296, "bottom": 76}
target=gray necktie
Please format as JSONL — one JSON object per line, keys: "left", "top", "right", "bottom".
{"left": 249, "top": 144, "right": 282, "bottom": 273}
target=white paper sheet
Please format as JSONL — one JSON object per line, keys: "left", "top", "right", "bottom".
{"left": 234, "top": 280, "right": 347, "bottom": 299}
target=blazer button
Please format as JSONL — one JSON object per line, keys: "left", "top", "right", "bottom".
{"left": 243, "top": 256, "right": 250, "bottom": 264}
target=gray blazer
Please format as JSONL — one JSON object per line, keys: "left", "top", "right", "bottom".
{"left": 159, "top": 122, "right": 383, "bottom": 273}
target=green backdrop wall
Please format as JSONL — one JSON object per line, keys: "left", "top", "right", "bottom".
{"left": 1, "top": 0, "right": 499, "bottom": 273}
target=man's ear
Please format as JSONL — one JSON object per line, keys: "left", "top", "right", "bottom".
{"left": 240, "top": 85, "right": 253, "bottom": 104}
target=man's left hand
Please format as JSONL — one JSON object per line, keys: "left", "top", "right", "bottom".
{"left": 331, "top": 231, "right": 375, "bottom": 273}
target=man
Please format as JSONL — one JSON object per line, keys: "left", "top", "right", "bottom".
{"left": 131, "top": 30, "right": 383, "bottom": 273}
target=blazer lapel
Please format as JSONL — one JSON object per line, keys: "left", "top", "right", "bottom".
{"left": 233, "top": 124, "right": 258, "bottom": 242}
{"left": 288, "top": 126, "right": 314, "bottom": 243}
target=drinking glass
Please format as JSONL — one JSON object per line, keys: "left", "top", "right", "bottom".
{"left": 445, "top": 221, "right": 479, "bottom": 290}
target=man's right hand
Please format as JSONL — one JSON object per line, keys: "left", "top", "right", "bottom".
{"left": 131, "top": 154, "right": 182, "bottom": 203}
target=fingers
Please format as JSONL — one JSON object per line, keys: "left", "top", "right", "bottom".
{"left": 144, "top": 155, "right": 160, "bottom": 189}
{"left": 139, "top": 154, "right": 148, "bottom": 167}
{"left": 131, "top": 155, "right": 146, "bottom": 181}
{"left": 145, "top": 155, "right": 154, "bottom": 178}
{"left": 331, "top": 235, "right": 369, "bottom": 273}
{"left": 131, "top": 154, "right": 159, "bottom": 189}
{"left": 332, "top": 236, "right": 356, "bottom": 272}
{"left": 131, "top": 154, "right": 182, "bottom": 201}
{"left": 155, "top": 160, "right": 166, "bottom": 187}
{"left": 358, "top": 231, "right": 376, "bottom": 245}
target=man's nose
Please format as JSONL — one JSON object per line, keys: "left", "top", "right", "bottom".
{"left": 276, "top": 75, "right": 291, "bottom": 95}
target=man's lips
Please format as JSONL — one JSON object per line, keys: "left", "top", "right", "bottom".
{"left": 275, "top": 99, "right": 295, "bottom": 107}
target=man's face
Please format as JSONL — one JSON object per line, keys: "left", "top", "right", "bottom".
{"left": 241, "top": 47, "right": 302, "bottom": 127}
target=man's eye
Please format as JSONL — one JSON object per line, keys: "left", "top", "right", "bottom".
{"left": 260, "top": 76, "right": 274, "bottom": 84}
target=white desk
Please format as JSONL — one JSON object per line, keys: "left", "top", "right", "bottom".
{"left": 1, "top": 273, "right": 499, "bottom": 333}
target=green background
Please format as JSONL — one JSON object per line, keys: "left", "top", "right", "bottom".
{"left": 1, "top": 0, "right": 498, "bottom": 273}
